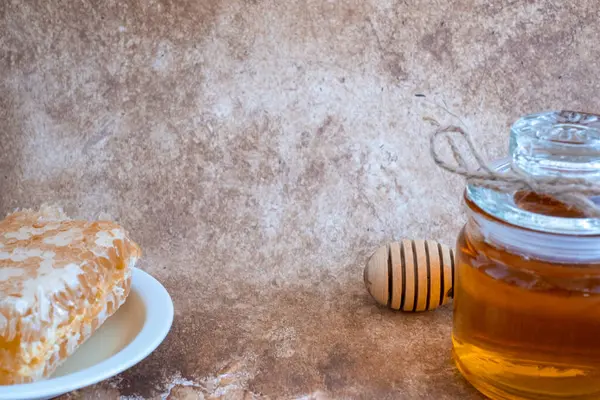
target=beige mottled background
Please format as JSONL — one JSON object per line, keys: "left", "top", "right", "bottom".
{"left": 1, "top": 1, "right": 599, "bottom": 399}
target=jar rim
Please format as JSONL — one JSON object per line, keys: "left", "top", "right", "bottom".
{"left": 466, "top": 157, "right": 600, "bottom": 236}
{"left": 465, "top": 200, "right": 600, "bottom": 263}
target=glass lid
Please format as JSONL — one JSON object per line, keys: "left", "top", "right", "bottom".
{"left": 467, "top": 110, "right": 600, "bottom": 235}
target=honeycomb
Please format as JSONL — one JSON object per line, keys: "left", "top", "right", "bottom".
{"left": 0, "top": 206, "right": 141, "bottom": 385}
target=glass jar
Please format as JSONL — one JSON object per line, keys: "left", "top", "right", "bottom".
{"left": 452, "top": 111, "right": 600, "bottom": 400}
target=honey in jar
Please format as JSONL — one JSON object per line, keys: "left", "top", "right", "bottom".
{"left": 452, "top": 111, "right": 600, "bottom": 399}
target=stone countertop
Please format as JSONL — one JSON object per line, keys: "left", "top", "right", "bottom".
{"left": 1, "top": 1, "right": 598, "bottom": 398}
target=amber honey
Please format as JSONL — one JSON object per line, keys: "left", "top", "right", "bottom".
{"left": 453, "top": 195, "right": 600, "bottom": 399}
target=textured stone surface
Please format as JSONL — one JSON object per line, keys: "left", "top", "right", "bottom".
{"left": 2, "top": 0, "right": 600, "bottom": 398}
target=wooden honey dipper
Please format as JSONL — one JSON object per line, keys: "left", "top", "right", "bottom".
{"left": 364, "top": 240, "right": 455, "bottom": 312}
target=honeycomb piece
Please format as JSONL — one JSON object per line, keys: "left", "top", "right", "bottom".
{"left": 0, "top": 206, "right": 141, "bottom": 385}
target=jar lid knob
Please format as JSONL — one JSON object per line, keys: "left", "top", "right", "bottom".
{"left": 510, "top": 110, "right": 600, "bottom": 179}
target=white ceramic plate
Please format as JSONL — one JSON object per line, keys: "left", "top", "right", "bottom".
{"left": 0, "top": 267, "right": 174, "bottom": 400}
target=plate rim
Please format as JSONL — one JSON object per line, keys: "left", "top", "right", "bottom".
{"left": 0, "top": 267, "right": 174, "bottom": 399}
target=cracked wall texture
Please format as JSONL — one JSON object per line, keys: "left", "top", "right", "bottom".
{"left": 2, "top": 0, "right": 600, "bottom": 399}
